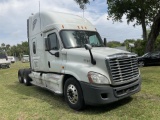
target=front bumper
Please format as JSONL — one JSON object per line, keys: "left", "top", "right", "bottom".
{"left": 80, "top": 77, "right": 141, "bottom": 105}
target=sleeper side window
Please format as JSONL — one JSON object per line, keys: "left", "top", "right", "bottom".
{"left": 48, "top": 33, "right": 59, "bottom": 50}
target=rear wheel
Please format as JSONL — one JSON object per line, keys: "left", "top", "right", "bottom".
{"left": 18, "top": 69, "right": 24, "bottom": 83}
{"left": 23, "top": 69, "right": 32, "bottom": 86}
{"left": 64, "top": 77, "right": 85, "bottom": 110}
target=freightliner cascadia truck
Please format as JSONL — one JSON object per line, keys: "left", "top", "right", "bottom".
{"left": 18, "top": 11, "right": 141, "bottom": 110}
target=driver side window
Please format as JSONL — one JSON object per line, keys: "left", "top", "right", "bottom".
{"left": 48, "top": 33, "right": 59, "bottom": 50}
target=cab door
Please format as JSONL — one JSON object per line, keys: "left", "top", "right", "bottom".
{"left": 45, "top": 30, "right": 63, "bottom": 73}
{"left": 30, "top": 37, "right": 39, "bottom": 70}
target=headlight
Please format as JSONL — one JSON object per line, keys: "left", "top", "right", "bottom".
{"left": 87, "top": 72, "right": 110, "bottom": 84}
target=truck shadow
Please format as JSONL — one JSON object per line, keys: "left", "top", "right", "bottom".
{"left": 83, "top": 97, "right": 133, "bottom": 114}
{"left": 6, "top": 81, "right": 133, "bottom": 114}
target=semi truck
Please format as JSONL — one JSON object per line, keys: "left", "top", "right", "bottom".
{"left": 18, "top": 11, "right": 141, "bottom": 110}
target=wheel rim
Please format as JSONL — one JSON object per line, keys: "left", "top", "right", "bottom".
{"left": 67, "top": 84, "right": 78, "bottom": 104}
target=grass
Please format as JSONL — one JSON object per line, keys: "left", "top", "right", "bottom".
{"left": 0, "top": 62, "right": 160, "bottom": 120}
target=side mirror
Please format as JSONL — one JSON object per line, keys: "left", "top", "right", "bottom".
{"left": 45, "top": 38, "right": 50, "bottom": 51}
{"left": 84, "top": 44, "right": 96, "bottom": 65}
{"left": 104, "top": 38, "right": 107, "bottom": 47}
{"left": 85, "top": 44, "right": 92, "bottom": 50}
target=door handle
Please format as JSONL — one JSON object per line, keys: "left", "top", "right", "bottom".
{"left": 48, "top": 61, "right": 50, "bottom": 68}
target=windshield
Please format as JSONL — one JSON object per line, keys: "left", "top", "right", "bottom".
{"left": 60, "top": 30, "right": 104, "bottom": 48}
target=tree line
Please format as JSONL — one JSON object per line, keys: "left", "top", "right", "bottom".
{"left": 0, "top": 41, "right": 29, "bottom": 59}
{"left": 107, "top": 33, "right": 160, "bottom": 56}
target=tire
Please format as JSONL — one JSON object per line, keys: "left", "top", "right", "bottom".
{"left": 23, "top": 69, "right": 32, "bottom": 86}
{"left": 139, "top": 61, "right": 144, "bottom": 67}
{"left": 18, "top": 69, "right": 24, "bottom": 83}
{"left": 64, "top": 77, "right": 85, "bottom": 111}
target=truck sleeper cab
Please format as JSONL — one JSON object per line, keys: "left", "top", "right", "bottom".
{"left": 18, "top": 11, "right": 141, "bottom": 110}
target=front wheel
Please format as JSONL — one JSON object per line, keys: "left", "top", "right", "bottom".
{"left": 64, "top": 77, "right": 85, "bottom": 110}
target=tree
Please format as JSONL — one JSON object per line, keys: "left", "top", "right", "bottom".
{"left": 6, "top": 44, "right": 10, "bottom": 50}
{"left": 107, "top": 0, "right": 158, "bottom": 41}
{"left": 10, "top": 45, "right": 17, "bottom": 56}
{"left": 145, "top": 11, "right": 160, "bottom": 52}
{"left": 134, "top": 39, "right": 146, "bottom": 56}
{"left": 107, "top": 0, "right": 160, "bottom": 52}
{"left": 107, "top": 41, "right": 122, "bottom": 48}
{"left": 75, "top": 0, "right": 160, "bottom": 52}
{"left": 5, "top": 44, "right": 11, "bottom": 55}
{"left": 8, "top": 41, "right": 29, "bottom": 59}
{"left": 153, "top": 34, "right": 160, "bottom": 51}
{"left": 74, "top": 0, "right": 90, "bottom": 6}
{"left": 1, "top": 43, "right": 5, "bottom": 50}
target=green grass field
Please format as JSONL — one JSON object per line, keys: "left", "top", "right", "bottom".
{"left": 0, "top": 62, "right": 160, "bottom": 120}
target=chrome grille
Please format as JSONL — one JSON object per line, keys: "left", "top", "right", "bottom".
{"left": 107, "top": 56, "right": 139, "bottom": 84}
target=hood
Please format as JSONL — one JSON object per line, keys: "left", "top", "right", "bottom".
{"left": 66, "top": 47, "right": 130, "bottom": 58}
{"left": 90, "top": 47, "right": 129, "bottom": 56}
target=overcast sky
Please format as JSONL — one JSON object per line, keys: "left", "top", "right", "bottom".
{"left": 0, "top": 0, "right": 142, "bottom": 45}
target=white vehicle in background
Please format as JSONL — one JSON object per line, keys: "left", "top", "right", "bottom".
{"left": 8, "top": 56, "right": 15, "bottom": 63}
{"left": 18, "top": 11, "right": 141, "bottom": 110}
{"left": 0, "top": 50, "right": 11, "bottom": 68}
{"left": 21, "top": 55, "right": 30, "bottom": 63}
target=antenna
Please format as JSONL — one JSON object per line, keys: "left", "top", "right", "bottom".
{"left": 39, "top": 1, "right": 41, "bottom": 30}
{"left": 83, "top": 8, "right": 84, "bottom": 17}
{"left": 80, "top": 1, "right": 86, "bottom": 18}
